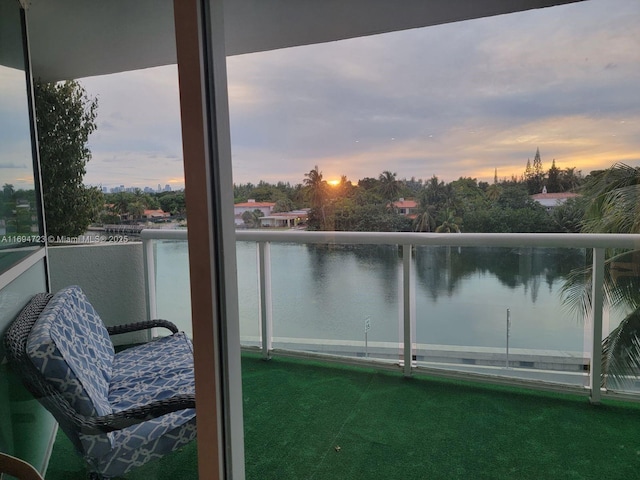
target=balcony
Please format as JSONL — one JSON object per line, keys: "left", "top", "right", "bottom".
{"left": 49, "top": 230, "right": 640, "bottom": 398}
{"left": 44, "top": 353, "right": 640, "bottom": 479}
{"left": 42, "top": 230, "right": 640, "bottom": 478}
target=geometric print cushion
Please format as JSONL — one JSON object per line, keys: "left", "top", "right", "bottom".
{"left": 89, "top": 333, "right": 196, "bottom": 476}
{"left": 26, "top": 285, "right": 114, "bottom": 419}
{"left": 95, "top": 409, "right": 196, "bottom": 478}
{"left": 82, "top": 335, "right": 196, "bottom": 466}
{"left": 110, "top": 333, "right": 194, "bottom": 411}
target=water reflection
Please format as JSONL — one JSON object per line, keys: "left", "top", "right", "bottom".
{"left": 306, "top": 244, "right": 586, "bottom": 305}
{"left": 0, "top": 1, "right": 40, "bottom": 260}
{"left": 158, "top": 241, "right": 588, "bottom": 350}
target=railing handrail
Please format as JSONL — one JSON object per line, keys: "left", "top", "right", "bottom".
{"left": 142, "top": 228, "right": 640, "bottom": 249}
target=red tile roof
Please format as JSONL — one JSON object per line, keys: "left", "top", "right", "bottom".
{"left": 392, "top": 199, "right": 418, "bottom": 208}
{"left": 234, "top": 202, "right": 276, "bottom": 208}
{"left": 530, "top": 192, "right": 579, "bottom": 200}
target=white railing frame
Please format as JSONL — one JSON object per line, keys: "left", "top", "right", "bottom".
{"left": 141, "top": 229, "right": 640, "bottom": 401}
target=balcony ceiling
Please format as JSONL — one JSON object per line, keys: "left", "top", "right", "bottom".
{"left": 27, "top": 0, "right": 584, "bottom": 82}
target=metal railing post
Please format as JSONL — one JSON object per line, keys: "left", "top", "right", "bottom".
{"left": 258, "top": 241, "right": 273, "bottom": 359}
{"left": 142, "top": 236, "right": 157, "bottom": 342}
{"left": 402, "top": 244, "right": 413, "bottom": 377}
{"left": 143, "top": 236, "right": 157, "bottom": 322}
{"left": 590, "top": 247, "right": 605, "bottom": 404}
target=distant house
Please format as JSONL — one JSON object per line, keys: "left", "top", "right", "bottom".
{"left": 259, "top": 210, "right": 309, "bottom": 228}
{"left": 143, "top": 209, "right": 170, "bottom": 220}
{"left": 392, "top": 198, "right": 419, "bottom": 218}
{"left": 530, "top": 187, "right": 580, "bottom": 212}
{"left": 234, "top": 199, "right": 276, "bottom": 226}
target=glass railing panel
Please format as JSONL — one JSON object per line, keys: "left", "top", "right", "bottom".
{"left": 154, "top": 239, "right": 192, "bottom": 336}
{"left": 153, "top": 238, "right": 262, "bottom": 345}
{"left": 413, "top": 245, "right": 590, "bottom": 387}
{"left": 268, "top": 243, "right": 401, "bottom": 363}
{"left": 602, "top": 248, "right": 640, "bottom": 395}
{"left": 236, "top": 241, "right": 261, "bottom": 347}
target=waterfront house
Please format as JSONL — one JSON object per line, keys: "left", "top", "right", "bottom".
{"left": 392, "top": 198, "right": 419, "bottom": 218}
{"left": 531, "top": 187, "right": 580, "bottom": 212}
{"left": 233, "top": 200, "right": 276, "bottom": 226}
{"left": 258, "top": 210, "right": 309, "bottom": 228}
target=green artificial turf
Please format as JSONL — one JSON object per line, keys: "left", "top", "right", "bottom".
{"left": 46, "top": 353, "right": 640, "bottom": 479}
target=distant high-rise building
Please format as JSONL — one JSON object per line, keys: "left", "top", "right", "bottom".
{"left": 157, "top": 184, "right": 162, "bottom": 193}
{"left": 164, "top": 184, "right": 171, "bottom": 192}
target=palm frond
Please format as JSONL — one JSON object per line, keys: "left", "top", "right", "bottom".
{"left": 582, "top": 163, "right": 640, "bottom": 233}
{"left": 602, "top": 308, "right": 640, "bottom": 390}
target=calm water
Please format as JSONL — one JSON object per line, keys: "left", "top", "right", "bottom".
{"left": 155, "top": 241, "right": 595, "bottom": 353}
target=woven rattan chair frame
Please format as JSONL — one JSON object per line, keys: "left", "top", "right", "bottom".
{"left": 3, "top": 293, "right": 196, "bottom": 455}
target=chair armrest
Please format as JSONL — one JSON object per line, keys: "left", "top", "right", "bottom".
{"left": 107, "top": 319, "right": 179, "bottom": 336}
{"left": 78, "top": 394, "right": 196, "bottom": 434}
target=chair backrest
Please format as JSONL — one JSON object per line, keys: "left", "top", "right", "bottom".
{"left": 25, "top": 286, "right": 115, "bottom": 418}
{"left": 3, "top": 288, "right": 114, "bottom": 456}
{"left": 0, "top": 452, "right": 44, "bottom": 480}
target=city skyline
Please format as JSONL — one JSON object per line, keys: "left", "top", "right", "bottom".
{"left": 77, "top": 0, "right": 639, "bottom": 191}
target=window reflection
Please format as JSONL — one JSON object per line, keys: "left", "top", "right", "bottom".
{"left": 0, "top": 0, "right": 42, "bottom": 268}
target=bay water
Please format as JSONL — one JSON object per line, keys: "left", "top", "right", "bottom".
{"left": 155, "top": 240, "right": 593, "bottom": 354}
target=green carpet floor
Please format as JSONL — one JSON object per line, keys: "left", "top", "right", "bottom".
{"left": 46, "top": 353, "right": 640, "bottom": 479}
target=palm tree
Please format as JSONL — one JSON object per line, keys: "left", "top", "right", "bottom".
{"left": 581, "top": 163, "right": 640, "bottom": 234}
{"left": 486, "top": 183, "right": 501, "bottom": 202}
{"left": 304, "top": 165, "right": 328, "bottom": 229}
{"left": 378, "top": 170, "right": 401, "bottom": 204}
{"left": 435, "top": 209, "right": 461, "bottom": 233}
{"left": 413, "top": 190, "right": 437, "bottom": 232}
{"left": 562, "top": 163, "right": 640, "bottom": 389}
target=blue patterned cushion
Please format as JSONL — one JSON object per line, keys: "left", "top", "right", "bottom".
{"left": 97, "top": 333, "right": 196, "bottom": 477}
{"left": 95, "top": 411, "right": 196, "bottom": 477}
{"left": 26, "top": 286, "right": 114, "bottom": 418}
{"left": 110, "top": 332, "right": 195, "bottom": 409}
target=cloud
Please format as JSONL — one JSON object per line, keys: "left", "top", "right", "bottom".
{"left": 224, "top": 0, "right": 640, "bottom": 185}
{"left": 0, "top": 162, "right": 27, "bottom": 169}
{"left": 80, "top": 0, "right": 640, "bottom": 189}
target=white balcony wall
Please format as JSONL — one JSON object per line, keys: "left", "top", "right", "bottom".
{"left": 48, "top": 243, "right": 149, "bottom": 344}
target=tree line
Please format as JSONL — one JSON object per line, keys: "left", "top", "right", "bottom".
{"left": 234, "top": 153, "right": 589, "bottom": 233}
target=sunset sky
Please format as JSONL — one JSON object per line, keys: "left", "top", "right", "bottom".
{"left": 76, "top": 0, "right": 639, "bottom": 191}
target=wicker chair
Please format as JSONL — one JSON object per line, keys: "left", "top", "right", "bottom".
{"left": 3, "top": 286, "right": 196, "bottom": 479}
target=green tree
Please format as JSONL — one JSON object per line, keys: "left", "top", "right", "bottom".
{"left": 532, "top": 147, "right": 544, "bottom": 192}
{"left": 547, "top": 159, "right": 561, "bottom": 193}
{"left": 304, "top": 165, "right": 329, "bottom": 230}
{"left": 559, "top": 167, "right": 583, "bottom": 192}
{"left": 486, "top": 183, "right": 501, "bottom": 202}
{"left": 128, "top": 201, "right": 145, "bottom": 221}
{"left": 35, "top": 80, "right": 99, "bottom": 236}
{"left": 273, "top": 198, "right": 294, "bottom": 213}
{"left": 435, "top": 209, "right": 462, "bottom": 233}
{"left": 378, "top": 170, "right": 401, "bottom": 204}
{"left": 241, "top": 209, "right": 264, "bottom": 228}
{"left": 524, "top": 148, "right": 545, "bottom": 194}
{"left": 551, "top": 197, "right": 585, "bottom": 233}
